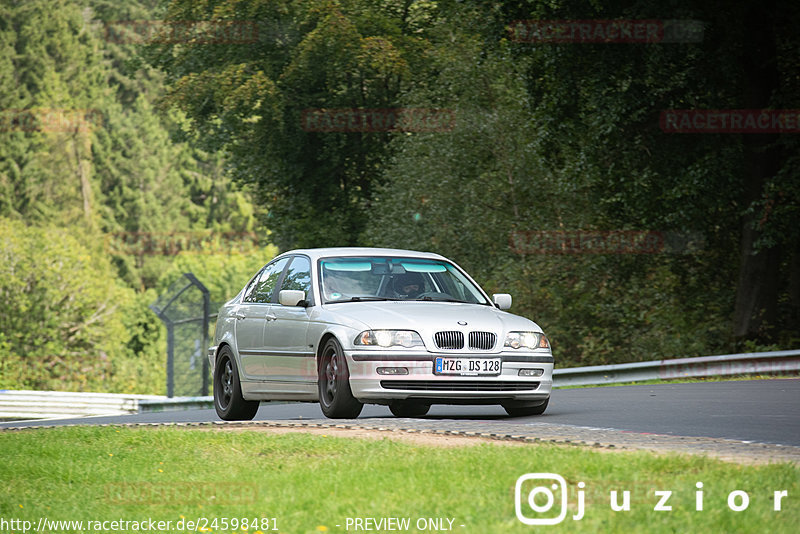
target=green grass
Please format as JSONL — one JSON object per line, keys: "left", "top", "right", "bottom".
{"left": 1, "top": 426, "right": 797, "bottom": 533}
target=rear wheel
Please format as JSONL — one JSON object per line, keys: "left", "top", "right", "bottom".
{"left": 318, "top": 337, "right": 363, "bottom": 419}
{"left": 389, "top": 401, "right": 430, "bottom": 418}
{"left": 502, "top": 398, "right": 549, "bottom": 417}
{"left": 214, "top": 346, "right": 259, "bottom": 421}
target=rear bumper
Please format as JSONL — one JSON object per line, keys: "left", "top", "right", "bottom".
{"left": 346, "top": 350, "right": 553, "bottom": 404}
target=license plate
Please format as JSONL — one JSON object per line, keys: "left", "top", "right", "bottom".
{"left": 434, "top": 357, "right": 501, "bottom": 376}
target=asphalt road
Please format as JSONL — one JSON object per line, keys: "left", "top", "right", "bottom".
{"left": 3, "top": 379, "right": 799, "bottom": 447}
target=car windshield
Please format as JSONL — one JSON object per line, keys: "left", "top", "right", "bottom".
{"left": 319, "top": 256, "right": 490, "bottom": 305}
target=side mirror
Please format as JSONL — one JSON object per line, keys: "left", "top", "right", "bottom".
{"left": 279, "top": 289, "right": 307, "bottom": 307}
{"left": 492, "top": 293, "right": 512, "bottom": 310}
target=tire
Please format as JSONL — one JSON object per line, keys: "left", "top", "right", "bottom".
{"left": 214, "top": 346, "right": 259, "bottom": 421}
{"left": 502, "top": 398, "right": 549, "bottom": 417}
{"left": 318, "top": 337, "right": 363, "bottom": 419}
{"left": 389, "top": 401, "right": 430, "bottom": 418}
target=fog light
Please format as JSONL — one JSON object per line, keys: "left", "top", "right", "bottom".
{"left": 377, "top": 367, "right": 409, "bottom": 375}
{"left": 519, "top": 368, "right": 544, "bottom": 377}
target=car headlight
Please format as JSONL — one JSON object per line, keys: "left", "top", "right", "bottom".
{"left": 504, "top": 331, "right": 550, "bottom": 350}
{"left": 355, "top": 330, "right": 424, "bottom": 348}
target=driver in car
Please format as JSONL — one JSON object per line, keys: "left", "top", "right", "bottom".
{"left": 323, "top": 270, "right": 347, "bottom": 300}
{"left": 392, "top": 272, "right": 426, "bottom": 298}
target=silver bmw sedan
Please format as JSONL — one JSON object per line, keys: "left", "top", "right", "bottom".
{"left": 209, "top": 247, "right": 553, "bottom": 420}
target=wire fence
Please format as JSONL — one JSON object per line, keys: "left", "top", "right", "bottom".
{"left": 149, "top": 273, "right": 210, "bottom": 397}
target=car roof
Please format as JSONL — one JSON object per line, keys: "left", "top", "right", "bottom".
{"left": 277, "top": 247, "right": 449, "bottom": 262}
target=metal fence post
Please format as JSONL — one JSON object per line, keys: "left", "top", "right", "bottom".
{"left": 166, "top": 324, "right": 174, "bottom": 398}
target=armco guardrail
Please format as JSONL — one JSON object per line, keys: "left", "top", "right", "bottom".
{"left": 2, "top": 350, "right": 798, "bottom": 419}
{"left": 553, "top": 349, "right": 800, "bottom": 387}
{"left": 0, "top": 390, "right": 212, "bottom": 421}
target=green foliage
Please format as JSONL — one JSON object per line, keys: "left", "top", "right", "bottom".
{"left": 0, "top": 332, "right": 14, "bottom": 390}
{"left": 0, "top": 219, "right": 126, "bottom": 390}
{"left": 111, "top": 289, "right": 166, "bottom": 394}
{"left": 145, "top": 0, "right": 439, "bottom": 249}
{"left": 154, "top": 244, "right": 279, "bottom": 309}
{"left": 0, "top": 0, "right": 262, "bottom": 392}
{"left": 0, "top": 218, "right": 171, "bottom": 394}
{"left": 0, "top": 0, "right": 259, "bottom": 287}
{"left": 497, "top": 0, "right": 799, "bottom": 346}
{"left": 2, "top": 0, "right": 797, "bottom": 393}
{"left": 366, "top": 0, "right": 798, "bottom": 364}
{"left": 0, "top": 0, "right": 107, "bottom": 226}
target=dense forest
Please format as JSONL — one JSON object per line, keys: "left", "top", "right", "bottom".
{"left": 1, "top": 0, "right": 797, "bottom": 393}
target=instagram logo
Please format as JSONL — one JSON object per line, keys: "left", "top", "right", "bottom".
{"left": 514, "top": 473, "right": 789, "bottom": 525}
{"left": 515, "top": 473, "right": 585, "bottom": 525}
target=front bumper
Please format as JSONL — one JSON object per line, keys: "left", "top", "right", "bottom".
{"left": 208, "top": 346, "right": 217, "bottom": 372}
{"left": 346, "top": 349, "right": 553, "bottom": 404}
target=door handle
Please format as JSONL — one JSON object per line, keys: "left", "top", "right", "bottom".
{"left": 266, "top": 314, "right": 277, "bottom": 322}
{"left": 234, "top": 312, "right": 246, "bottom": 320}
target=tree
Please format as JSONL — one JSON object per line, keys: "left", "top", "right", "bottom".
{"left": 0, "top": 0, "right": 108, "bottom": 226}
{"left": 145, "top": 0, "right": 439, "bottom": 249}
{"left": 0, "top": 218, "right": 129, "bottom": 390}
{"left": 0, "top": 0, "right": 259, "bottom": 289}
{"left": 368, "top": 0, "right": 799, "bottom": 362}
{"left": 0, "top": 0, "right": 265, "bottom": 392}
{"left": 495, "top": 0, "right": 800, "bottom": 345}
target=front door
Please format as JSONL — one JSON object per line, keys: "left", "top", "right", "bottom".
{"left": 235, "top": 257, "right": 289, "bottom": 380}
{"left": 262, "top": 255, "right": 316, "bottom": 394}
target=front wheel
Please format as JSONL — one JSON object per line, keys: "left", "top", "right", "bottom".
{"left": 214, "top": 346, "right": 259, "bottom": 421}
{"left": 318, "top": 338, "right": 363, "bottom": 419}
{"left": 502, "top": 398, "right": 549, "bottom": 417}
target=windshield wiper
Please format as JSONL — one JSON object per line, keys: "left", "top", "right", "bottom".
{"left": 326, "top": 296, "right": 400, "bottom": 303}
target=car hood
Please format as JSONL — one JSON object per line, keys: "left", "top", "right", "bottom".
{"left": 323, "top": 301, "right": 543, "bottom": 334}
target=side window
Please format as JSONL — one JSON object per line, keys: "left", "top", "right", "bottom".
{"left": 281, "top": 256, "right": 312, "bottom": 296}
{"left": 242, "top": 267, "right": 266, "bottom": 302}
{"left": 243, "top": 258, "right": 289, "bottom": 303}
